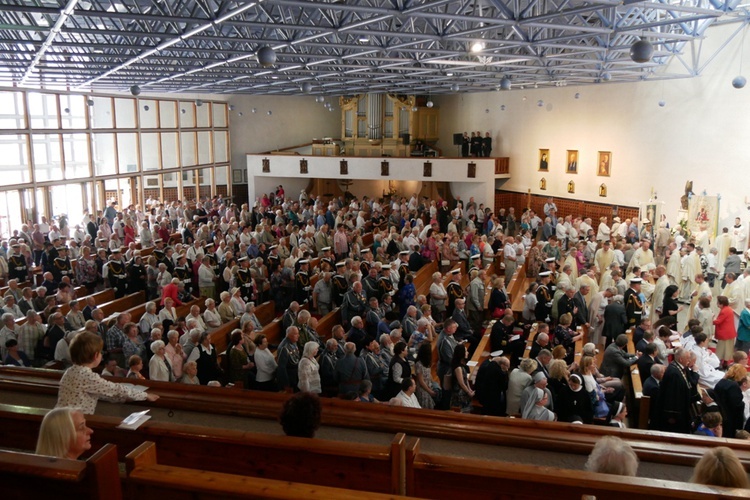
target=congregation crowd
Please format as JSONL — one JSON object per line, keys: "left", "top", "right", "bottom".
{"left": 0, "top": 189, "right": 749, "bottom": 468}
{"left": 0, "top": 186, "right": 748, "bottom": 489}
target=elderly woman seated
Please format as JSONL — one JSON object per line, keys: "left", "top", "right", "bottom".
{"left": 36, "top": 407, "right": 93, "bottom": 460}
{"left": 203, "top": 298, "right": 222, "bottom": 329}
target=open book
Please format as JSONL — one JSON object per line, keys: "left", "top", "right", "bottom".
{"left": 117, "top": 410, "right": 151, "bottom": 430}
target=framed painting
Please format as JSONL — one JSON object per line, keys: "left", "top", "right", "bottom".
{"left": 538, "top": 149, "right": 549, "bottom": 171}
{"left": 597, "top": 151, "right": 611, "bottom": 176}
{"left": 566, "top": 150, "right": 578, "bottom": 174}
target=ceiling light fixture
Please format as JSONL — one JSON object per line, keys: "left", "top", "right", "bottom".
{"left": 471, "top": 41, "right": 485, "bottom": 53}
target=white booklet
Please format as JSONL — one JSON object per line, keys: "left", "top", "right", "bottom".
{"left": 117, "top": 410, "right": 151, "bottom": 430}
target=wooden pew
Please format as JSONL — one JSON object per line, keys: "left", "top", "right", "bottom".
{"left": 4, "top": 366, "right": 750, "bottom": 472}
{"left": 316, "top": 307, "right": 342, "bottom": 339}
{"left": 58, "top": 288, "right": 116, "bottom": 317}
{"left": 208, "top": 318, "right": 240, "bottom": 355}
{"left": 404, "top": 440, "right": 750, "bottom": 500}
{"left": 97, "top": 291, "right": 146, "bottom": 319}
{"left": 0, "top": 443, "right": 121, "bottom": 500}
{"left": 0, "top": 403, "right": 407, "bottom": 496}
{"left": 255, "top": 300, "right": 278, "bottom": 325}
{"left": 625, "top": 328, "right": 650, "bottom": 430}
{"left": 125, "top": 441, "right": 410, "bottom": 500}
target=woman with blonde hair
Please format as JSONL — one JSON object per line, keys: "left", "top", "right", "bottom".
{"left": 36, "top": 408, "right": 93, "bottom": 460}
{"left": 691, "top": 447, "right": 749, "bottom": 488}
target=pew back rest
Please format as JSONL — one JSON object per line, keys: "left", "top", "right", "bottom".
{"left": 125, "top": 439, "right": 409, "bottom": 498}
{"left": 405, "top": 443, "right": 750, "bottom": 500}
{"left": 0, "top": 443, "right": 121, "bottom": 500}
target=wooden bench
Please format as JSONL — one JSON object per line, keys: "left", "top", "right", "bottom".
{"left": 125, "top": 441, "right": 410, "bottom": 500}
{"left": 0, "top": 443, "right": 121, "bottom": 500}
{"left": 404, "top": 439, "right": 750, "bottom": 499}
{"left": 98, "top": 291, "right": 146, "bottom": 319}
{"left": 625, "top": 328, "right": 650, "bottom": 430}
{"left": 0, "top": 403, "right": 407, "bottom": 496}
{"left": 3, "top": 367, "right": 750, "bottom": 473}
{"left": 59, "top": 288, "right": 116, "bottom": 317}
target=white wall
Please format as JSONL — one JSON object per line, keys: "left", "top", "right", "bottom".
{"left": 228, "top": 95, "right": 340, "bottom": 177}
{"left": 434, "top": 23, "right": 750, "bottom": 230}
{"left": 246, "top": 155, "right": 499, "bottom": 207}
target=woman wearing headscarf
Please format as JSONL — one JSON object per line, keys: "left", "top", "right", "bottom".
{"left": 558, "top": 373, "right": 594, "bottom": 423}
{"left": 521, "top": 387, "right": 556, "bottom": 421}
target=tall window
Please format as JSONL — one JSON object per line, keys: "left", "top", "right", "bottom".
{"left": 0, "top": 88, "right": 230, "bottom": 238}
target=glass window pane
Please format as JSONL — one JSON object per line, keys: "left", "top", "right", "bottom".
{"left": 212, "top": 103, "right": 227, "bottom": 128}
{"left": 179, "top": 102, "right": 195, "bottom": 128}
{"left": 28, "top": 92, "right": 59, "bottom": 129}
{"left": 117, "top": 133, "right": 139, "bottom": 173}
{"left": 159, "top": 100, "right": 177, "bottom": 128}
{"left": 0, "top": 134, "right": 30, "bottom": 185}
{"left": 139, "top": 99, "right": 158, "bottom": 128}
{"left": 32, "top": 134, "right": 63, "bottom": 182}
{"left": 90, "top": 96, "right": 113, "bottom": 129}
{"left": 92, "top": 133, "right": 116, "bottom": 176}
{"left": 60, "top": 94, "right": 87, "bottom": 129}
{"left": 0, "top": 91, "right": 26, "bottom": 129}
{"left": 1, "top": 191, "right": 23, "bottom": 239}
{"left": 197, "top": 131, "right": 212, "bottom": 164}
{"left": 215, "top": 165, "right": 227, "bottom": 184}
{"left": 215, "top": 166, "right": 228, "bottom": 198}
{"left": 196, "top": 102, "right": 210, "bottom": 127}
{"left": 62, "top": 133, "right": 90, "bottom": 179}
{"left": 181, "top": 132, "right": 196, "bottom": 167}
{"left": 161, "top": 132, "right": 178, "bottom": 169}
{"left": 114, "top": 98, "right": 136, "bottom": 128}
{"left": 50, "top": 184, "right": 84, "bottom": 225}
{"left": 213, "top": 131, "right": 228, "bottom": 163}
{"left": 142, "top": 133, "right": 160, "bottom": 170}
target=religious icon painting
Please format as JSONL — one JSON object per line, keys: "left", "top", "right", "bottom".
{"left": 467, "top": 162, "right": 476, "bottom": 179}
{"left": 300, "top": 158, "right": 308, "bottom": 174}
{"left": 262, "top": 158, "right": 270, "bottom": 173}
{"left": 597, "top": 151, "right": 611, "bottom": 177}
{"left": 599, "top": 184, "right": 607, "bottom": 197}
{"left": 340, "top": 159, "right": 348, "bottom": 176}
{"left": 381, "top": 161, "right": 389, "bottom": 176}
{"left": 423, "top": 161, "right": 432, "bottom": 177}
{"left": 566, "top": 150, "right": 578, "bottom": 174}
{"left": 567, "top": 180, "right": 575, "bottom": 193}
{"left": 539, "top": 177, "right": 547, "bottom": 190}
{"left": 538, "top": 149, "right": 549, "bottom": 171}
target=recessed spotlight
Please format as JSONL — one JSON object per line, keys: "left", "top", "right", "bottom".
{"left": 446, "top": 72, "right": 454, "bottom": 77}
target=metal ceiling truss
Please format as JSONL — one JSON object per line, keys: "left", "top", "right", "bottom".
{"left": 0, "top": 0, "right": 746, "bottom": 95}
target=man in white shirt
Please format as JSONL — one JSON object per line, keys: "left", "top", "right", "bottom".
{"left": 393, "top": 377, "right": 421, "bottom": 409}
{"left": 503, "top": 237, "right": 518, "bottom": 279}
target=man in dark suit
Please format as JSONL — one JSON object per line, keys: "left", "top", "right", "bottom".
{"left": 653, "top": 348, "right": 702, "bottom": 434}
{"left": 474, "top": 355, "right": 510, "bottom": 416}
{"left": 572, "top": 286, "right": 590, "bottom": 330}
{"left": 602, "top": 295, "right": 627, "bottom": 348}
{"left": 643, "top": 363, "right": 665, "bottom": 429}
{"left": 490, "top": 314, "right": 525, "bottom": 368}
{"left": 451, "top": 298, "right": 474, "bottom": 343}
{"left": 636, "top": 343, "right": 661, "bottom": 385}
{"left": 600, "top": 334, "right": 638, "bottom": 379}
{"left": 529, "top": 325, "right": 550, "bottom": 360}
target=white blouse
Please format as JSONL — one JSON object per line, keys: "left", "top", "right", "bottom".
{"left": 203, "top": 308, "right": 222, "bottom": 328}
{"left": 254, "top": 348, "right": 278, "bottom": 383}
{"left": 56, "top": 364, "right": 149, "bottom": 414}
